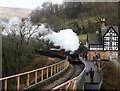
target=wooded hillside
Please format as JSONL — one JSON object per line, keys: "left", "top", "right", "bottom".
{"left": 30, "top": 2, "right": 118, "bottom": 34}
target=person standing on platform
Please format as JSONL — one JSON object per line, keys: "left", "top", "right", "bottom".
{"left": 95, "top": 54, "right": 98, "bottom": 68}
{"left": 98, "top": 53, "right": 101, "bottom": 60}
{"left": 97, "top": 53, "right": 101, "bottom": 71}
{"left": 93, "top": 56, "right": 96, "bottom": 66}
{"left": 95, "top": 54, "right": 98, "bottom": 61}
{"left": 89, "top": 68, "right": 94, "bottom": 83}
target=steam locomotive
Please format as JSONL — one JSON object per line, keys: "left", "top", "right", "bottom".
{"left": 68, "top": 50, "right": 82, "bottom": 64}
{"left": 33, "top": 48, "right": 82, "bottom": 64}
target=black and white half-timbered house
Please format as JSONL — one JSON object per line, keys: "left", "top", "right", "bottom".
{"left": 87, "top": 18, "right": 119, "bottom": 60}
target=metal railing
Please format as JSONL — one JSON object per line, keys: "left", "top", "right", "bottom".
{"left": 0, "top": 59, "right": 68, "bottom": 90}
{"left": 52, "top": 60, "right": 86, "bottom": 90}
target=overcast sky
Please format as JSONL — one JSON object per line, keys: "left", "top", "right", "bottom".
{"left": 0, "top": 0, "right": 118, "bottom": 9}
{"left": 0, "top": 0, "right": 63, "bottom": 9}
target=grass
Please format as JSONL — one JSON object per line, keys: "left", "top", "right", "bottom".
{"left": 101, "top": 61, "right": 120, "bottom": 90}
{"left": 78, "top": 34, "right": 87, "bottom": 40}
{"left": 66, "top": 16, "right": 98, "bottom": 28}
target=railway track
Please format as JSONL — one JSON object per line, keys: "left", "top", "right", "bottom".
{"left": 54, "top": 64, "right": 84, "bottom": 88}
{"left": 68, "top": 64, "right": 84, "bottom": 80}
{"left": 28, "top": 63, "right": 84, "bottom": 90}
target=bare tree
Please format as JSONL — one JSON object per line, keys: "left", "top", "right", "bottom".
{"left": 3, "top": 16, "right": 39, "bottom": 73}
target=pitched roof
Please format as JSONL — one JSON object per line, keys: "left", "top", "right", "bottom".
{"left": 88, "top": 26, "right": 119, "bottom": 45}
{"left": 101, "top": 26, "right": 109, "bottom": 36}
{"left": 112, "top": 26, "right": 119, "bottom": 34}
{"left": 101, "top": 26, "right": 119, "bottom": 36}
{"left": 87, "top": 33, "right": 102, "bottom": 44}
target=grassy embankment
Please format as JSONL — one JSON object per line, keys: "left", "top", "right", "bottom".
{"left": 21, "top": 54, "right": 62, "bottom": 73}
{"left": 101, "top": 61, "right": 120, "bottom": 90}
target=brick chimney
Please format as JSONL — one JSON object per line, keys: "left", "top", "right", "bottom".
{"left": 101, "top": 18, "right": 105, "bottom": 28}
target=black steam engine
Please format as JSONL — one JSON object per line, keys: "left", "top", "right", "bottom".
{"left": 68, "top": 50, "right": 82, "bottom": 64}
{"left": 33, "top": 48, "right": 82, "bottom": 64}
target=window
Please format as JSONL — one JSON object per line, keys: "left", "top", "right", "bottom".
{"left": 104, "top": 28, "right": 118, "bottom": 51}
{"left": 110, "top": 34, "right": 112, "bottom": 50}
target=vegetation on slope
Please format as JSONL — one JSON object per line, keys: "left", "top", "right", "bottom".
{"left": 101, "top": 61, "right": 120, "bottom": 90}
{"left": 30, "top": 2, "right": 118, "bottom": 34}
{"left": 21, "top": 55, "right": 61, "bottom": 73}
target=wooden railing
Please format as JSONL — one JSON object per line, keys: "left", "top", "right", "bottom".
{"left": 0, "top": 59, "right": 68, "bottom": 90}
{"left": 52, "top": 77, "right": 78, "bottom": 91}
{"left": 52, "top": 60, "right": 86, "bottom": 90}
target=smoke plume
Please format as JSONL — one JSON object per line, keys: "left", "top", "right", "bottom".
{"left": 40, "top": 29, "right": 80, "bottom": 52}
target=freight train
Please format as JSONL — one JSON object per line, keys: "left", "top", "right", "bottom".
{"left": 33, "top": 48, "right": 82, "bottom": 64}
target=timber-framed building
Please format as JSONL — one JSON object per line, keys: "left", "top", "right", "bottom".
{"left": 87, "top": 18, "right": 119, "bottom": 60}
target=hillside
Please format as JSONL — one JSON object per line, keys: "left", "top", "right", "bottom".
{"left": 0, "top": 6, "right": 33, "bottom": 20}
{"left": 101, "top": 61, "right": 120, "bottom": 90}
{"left": 30, "top": 2, "right": 118, "bottom": 34}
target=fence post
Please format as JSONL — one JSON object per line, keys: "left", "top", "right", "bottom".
{"left": 27, "top": 73, "right": 29, "bottom": 87}
{"left": 64, "top": 61, "right": 65, "bottom": 68}
{"left": 54, "top": 65, "right": 56, "bottom": 74}
{"left": 73, "top": 79, "right": 77, "bottom": 91}
{"left": 60, "top": 87, "right": 62, "bottom": 91}
{"left": 70, "top": 81, "right": 72, "bottom": 91}
{"left": 17, "top": 76, "right": 20, "bottom": 90}
{"left": 4, "top": 79, "right": 7, "bottom": 90}
{"left": 41, "top": 69, "right": 43, "bottom": 81}
{"left": 62, "top": 62, "right": 64, "bottom": 69}
{"left": 51, "top": 66, "right": 53, "bottom": 76}
{"left": 66, "top": 84, "right": 68, "bottom": 91}
{"left": 60, "top": 64, "right": 61, "bottom": 71}
{"left": 47, "top": 67, "right": 48, "bottom": 78}
{"left": 66, "top": 59, "right": 68, "bottom": 66}
{"left": 35, "top": 71, "right": 37, "bottom": 84}
{"left": 57, "top": 64, "right": 59, "bottom": 73}
{"left": 65, "top": 60, "right": 67, "bottom": 66}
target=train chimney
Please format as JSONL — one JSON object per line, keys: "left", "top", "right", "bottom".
{"left": 101, "top": 18, "right": 105, "bottom": 28}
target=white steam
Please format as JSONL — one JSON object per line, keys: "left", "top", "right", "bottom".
{"left": 37, "top": 24, "right": 53, "bottom": 35}
{"left": 40, "top": 29, "right": 80, "bottom": 52}
{"left": 2, "top": 16, "right": 22, "bottom": 35}
{"left": 2, "top": 16, "right": 80, "bottom": 52}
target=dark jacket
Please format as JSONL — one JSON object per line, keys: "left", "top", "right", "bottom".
{"left": 93, "top": 56, "right": 95, "bottom": 61}
{"left": 98, "top": 54, "right": 101, "bottom": 59}
{"left": 89, "top": 69, "right": 94, "bottom": 78}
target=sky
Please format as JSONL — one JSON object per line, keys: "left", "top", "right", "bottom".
{"left": 0, "top": 0, "right": 118, "bottom": 9}
{"left": 0, "top": 0, "right": 63, "bottom": 9}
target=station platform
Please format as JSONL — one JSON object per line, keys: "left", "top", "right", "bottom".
{"left": 83, "top": 60, "right": 103, "bottom": 90}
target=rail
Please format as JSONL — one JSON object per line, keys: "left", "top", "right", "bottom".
{"left": 52, "top": 60, "right": 86, "bottom": 90}
{"left": 0, "top": 59, "right": 68, "bottom": 90}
